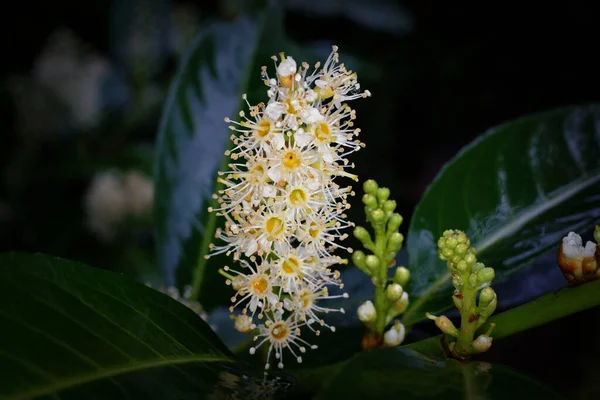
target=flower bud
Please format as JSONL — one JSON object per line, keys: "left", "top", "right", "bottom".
{"left": 479, "top": 296, "right": 497, "bottom": 321}
{"left": 370, "top": 209, "right": 385, "bottom": 223}
{"left": 387, "top": 213, "right": 403, "bottom": 232}
{"left": 383, "top": 200, "right": 397, "bottom": 214}
{"left": 363, "top": 179, "right": 378, "bottom": 195}
{"left": 376, "top": 187, "right": 390, "bottom": 202}
{"left": 453, "top": 291, "right": 463, "bottom": 309}
{"left": 477, "top": 267, "right": 495, "bottom": 284}
{"left": 472, "top": 334, "right": 493, "bottom": 353}
{"left": 387, "top": 232, "right": 404, "bottom": 252}
{"left": 393, "top": 266, "right": 410, "bottom": 286}
{"left": 426, "top": 313, "right": 459, "bottom": 337}
{"left": 353, "top": 226, "right": 372, "bottom": 243}
{"left": 358, "top": 300, "right": 377, "bottom": 323}
{"left": 386, "top": 283, "right": 403, "bottom": 302}
{"left": 479, "top": 287, "right": 496, "bottom": 308}
{"left": 383, "top": 321, "right": 406, "bottom": 347}
{"left": 352, "top": 250, "right": 368, "bottom": 273}
{"left": 234, "top": 315, "right": 254, "bottom": 333}
{"left": 365, "top": 255, "right": 380, "bottom": 271}
{"left": 362, "top": 194, "right": 377, "bottom": 208}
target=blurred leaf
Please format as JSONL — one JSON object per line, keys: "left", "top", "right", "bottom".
{"left": 154, "top": 1, "right": 292, "bottom": 310}
{"left": 0, "top": 252, "right": 298, "bottom": 399}
{"left": 315, "top": 347, "right": 564, "bottom": 400}
{"left": 284, "top": 0, "right": 413, "bottom": 36}
{"left": 404, "top": 105, "right": 600, "bottom": 326}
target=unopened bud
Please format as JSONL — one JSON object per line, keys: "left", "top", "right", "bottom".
{"left": 383, "top": 321, "right": 406, "bottom": 347}
{"left": 479, "top": 287, "right": 496, "bottom": 308}
{"left": 479, "top": 296, "right": 497, "bottom": 320}
{"left": 392, "top": 291, "right": 410, "bottom": 314}
{"left": 453, "top": 291, "right": 463, "bottom": 309}
{"left": 376, "top": 187, "right": 390, "bottom": 202}
{"left": 353, "top": 226, "right": 371, "bottom": 243}
{"left": 365, "top": 255, "right": 380, "bottom": 271}
{"left": 386, "top": 283, "right": 403, "bottom": 302}
{"left": 383, "top": 200, "right": 397, "bottom": 214}
{"left": 352, "top": 250, "right": 368, "bottom": 272}
{"left": 371, "top": 209, "right": 385, "bottom": 223}
{"left": 358, "top": 300, "right": 376, "bottom": 323}
{"left": 472, "top": 334, "right": 493, "bottom": 353}
{"left": 363, "top": 179, "right": 378, "bottom": 195}
{"left": 387, "top": 232, "right": 404, "bottom": 252}
{"left": 234, "top": 315, "right": 254, "bottom": 333}
{"left": 362, "top": 194, "right": 377, "bottom": 208}
{"left": 388, "top": 213, "right": 403, "bottom": 232}
{"left": 426, "top": 313, "right": 459, "bottom": 337}
{"left": 393, "top": 266, "right": 410, "bottom": 286}
{"left": 477, "top": 267, "right": 495, "bottom": 284}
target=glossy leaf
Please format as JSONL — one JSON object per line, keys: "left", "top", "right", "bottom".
{"left": 154, "top": 2, "right": 288, "bottom": 309}
{"left": 0, "top": 252, "right": 292, "bottom": 399}
{"left": 315, "top": 347, "right": 564, "bottom": 400}
{"left": 404, "top": 105, "right": 600, "bottom": 325}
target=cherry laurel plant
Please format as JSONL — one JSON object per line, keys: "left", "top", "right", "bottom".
{"left": 207, "top": 46, "right": 371, "bottom": 369}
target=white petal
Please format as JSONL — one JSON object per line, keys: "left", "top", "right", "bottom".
{"left": 300, "top": 107, "right": 325, "bottom": 124}
{"left": 266, "top": 102, "right": 285, "bottom": 121}
{"left": 294, "top": 131, "right": 312, "bottom": 147}
{"left": 277, "top": 56, "right": 297, "bottom": 76}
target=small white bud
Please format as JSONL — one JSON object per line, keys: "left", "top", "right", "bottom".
{"left": 357, "top": 300, "right": 376, "bottom": 323}
{"left": 472, "top": 334, "right": 493, "bottom": 353}
{"left": 277, "top": 56, "right": 297, "bottom": 77}
{"left": 383, "top": 321, "right": 406, "bottom": 347}
{"left": 562, "top": 231, "right": 597, "bottom": 260}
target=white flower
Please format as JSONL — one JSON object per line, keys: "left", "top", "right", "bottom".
{"left": 383, "top": 321, "right": 406, "bottom": 347}
{"left": 562, "top": 232, "right": 596, "bottom": 260}
{"left": 234, "top": 315, "right": 255, "bottom": 333}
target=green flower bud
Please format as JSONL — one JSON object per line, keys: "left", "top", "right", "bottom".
{"left": 386, "top": 283, "right": 403, "bottom": 302}
{"left": 468, "top": 273, "right": 478, "bottom": 289}
{"left": 353, "top": 226, "right": 372, "bottom": 244}
{"left": 391, "top": 292, "right": 409, "bottom": 315}
{"left": 478, "top": 287, "right": 496, "bottom": 308}
{"left": 470, "top": 261, "right": 485, "bottom": 273}
{"left": 383, "top": 200, "right": 397, "bottom": 214}
{"left": 393, "top": 266, "right": 410, "bottom": 286}
{"left": 426, "top": 313, "right": 459, "bottom": 337}
{"left": 365, "top": 255, "right": 380, "bottom": 270}
{"left": 595, "top": 225, "right": 600, "bottom": 244}
{"left": 363, "top": 179, "right": 378, "bottom": 195}
{"left": 477, "top": 267, "right": 495, "bottom": 284}
{"left": 479, "top": 296, "right": 497, "bottom": 321}
{"left": 387, "top": 232, "right": 404, "bottom": 252}
{"left": 376, "top": 187, "right": 390, "bottom": 203}
{"left": 362, "top": 194, "right": 377, "bottom": 208}
{"left": 453, "top": 291, "right": 463, "bottom": 310}
{"left": 370, "top": 209, "right": 385, "bottom": 223}
{"left": 456, "top": 260, "right": 468, "bottom": 272}
{"left": 352, "top": 250, "right": 368, "bottom": 273}
{"left": 387, "top": 213, "right": 403, "bottom": 232}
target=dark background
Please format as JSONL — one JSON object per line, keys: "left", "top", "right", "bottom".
{"left": 1, "top": 1, "right": 598, "bottom": 398}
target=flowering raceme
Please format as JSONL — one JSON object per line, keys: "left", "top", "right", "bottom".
{"left": 207, "top": 46, "right": 370, "bottom": 369}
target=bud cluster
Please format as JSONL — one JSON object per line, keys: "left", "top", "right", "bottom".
{"left": 353, "top": 179, "right": 409, "bottom": 348}
{"left": 557, "top": 228, "right": 600, "bottom": 284}
{"left": 427, "top": 229, "right": 497, "bottom": 358}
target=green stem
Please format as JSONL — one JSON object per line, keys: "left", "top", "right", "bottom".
{"left": 455, "top": 278, "right": 477, "bottom": 356}
{"left": 406, "top": 279, "right": 600, "bottom": 356}
{"left": 373, "top": 222, "right": 388, "bottom": 336}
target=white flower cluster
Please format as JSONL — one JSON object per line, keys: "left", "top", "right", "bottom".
{"left": 208, "top": 46, "right": 370, "bottom": 369}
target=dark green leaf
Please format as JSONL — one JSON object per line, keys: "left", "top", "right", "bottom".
{"left": 315, "top": 347, "right": 564, "bottom": 400}
{"left": 154, "top": 1, "right": 290, "bottom": 310}
{"left": 404, "top": 105, "right": 600, "bottom": 325}
{"left": 0, "top": 252, "right": 292, "bottom": 399}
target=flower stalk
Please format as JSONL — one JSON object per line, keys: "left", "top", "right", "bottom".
{"left": 427, "top": 230, "right": 497, "bottom": 359}
{"left": 353, "top": 179, "right": 409, "bottom": 347}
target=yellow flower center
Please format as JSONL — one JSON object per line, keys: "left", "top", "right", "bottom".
{"left": 270, "top": 321, "right": 289, "bottom": 340}
{"left": 282, "top": 151, "right": 302, "bottom": 169}
{"left": 265, "top": 216, "right": 284, "bottom": 239}
{"left": 255, "top": 119, "right": 271, "bottom": 138}
{"left": 251, "top": 276, "right": 269, "bottom": 294}
{"left": 308, "top": 222, "right": 320, "bottom": 238}
{"left": 281, "top": 256, "right": 300, "bottom": 275}
{"left": 289, "top": 188, "right": 307, "bottom": 206}
{"left": 314, "top": 122, "right": 332, "bottom": 142}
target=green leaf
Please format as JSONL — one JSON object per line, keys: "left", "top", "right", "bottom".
{"left": 315, "top": 347, "right": 564, "bottom": 400}
{"left": 153, "top": 2, "right": 291, "bottom": 309}
{"left": 0, "top": 252, "right": 292, "bottom": 399}
{"left": 403, "top": 105, "right": 600, "bottom": 325}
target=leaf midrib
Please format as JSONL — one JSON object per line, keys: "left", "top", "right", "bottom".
{"left": 404, "top": 171, "right": 600, "bottom": 325}
{"left": 7, "top": 354, "right": 232, "bottom": 400}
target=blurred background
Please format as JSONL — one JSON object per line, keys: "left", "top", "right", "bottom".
{"left": 1, "top": 0, "right": 599, "bottom": 398}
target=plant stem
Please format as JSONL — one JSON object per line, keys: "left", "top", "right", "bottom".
{"left": 455, "top": 279, "right": 477, "bottom": 356}
{"left": 406, "top": 279, "right": 600, "bottom": 356}
{"left": 373, "top": 222, "right": 388, "bottom": 336}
